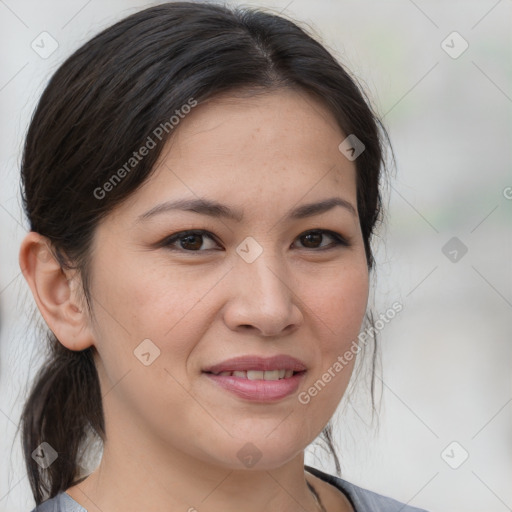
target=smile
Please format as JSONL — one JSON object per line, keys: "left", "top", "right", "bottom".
{"left": 206, "top": 369, "right": 299, "bottom": 380}
{"left": 203, "top": 370, "right": 307, "bottom": 401}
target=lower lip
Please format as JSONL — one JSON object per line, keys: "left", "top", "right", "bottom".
{"left": 203, "top": 371, "right": 306, "bottom": 401}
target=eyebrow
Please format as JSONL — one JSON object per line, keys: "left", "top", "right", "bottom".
{"left": 136, "top": 196, "right": 357, "bottom": 223}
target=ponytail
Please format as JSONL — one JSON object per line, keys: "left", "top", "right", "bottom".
{"left": 20, "top": 332, "right": 104, "bottom": 505}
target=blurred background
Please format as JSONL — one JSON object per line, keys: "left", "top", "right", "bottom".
{"left": 0, "top": 1, "right": 510, "bottom": 511}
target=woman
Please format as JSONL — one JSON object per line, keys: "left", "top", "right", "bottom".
{"left": 18, "top": 2, "right": 429, "bottom": 511}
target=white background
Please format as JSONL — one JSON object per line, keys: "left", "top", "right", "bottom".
{"left": 0, "top": 1, "right": 511, "bottom": 511}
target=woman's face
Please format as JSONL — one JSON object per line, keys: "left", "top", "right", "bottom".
{"left": 85, "top": 88, "right": 369, "bottom": 470}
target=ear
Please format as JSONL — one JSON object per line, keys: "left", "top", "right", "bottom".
{"left": 19, "top": 231, "right": 95, "bottom": 351}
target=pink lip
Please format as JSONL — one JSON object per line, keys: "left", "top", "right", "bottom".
{"left": 204, "top": 371, "right": 306, "bottom": 401}
{"left": 202, "top": 354, "right": 307, "bottom": 373}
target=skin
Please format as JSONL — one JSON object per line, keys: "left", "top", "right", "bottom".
{"left": 19, "top": 88, "right": 369, "bottom": 512}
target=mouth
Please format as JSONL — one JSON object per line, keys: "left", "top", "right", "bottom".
{"left": 202, "top": 370, "right": 307, "bottom": 401}
{"left": 201, "top": 354, "right": 308, "bottom": 401}
{"left": 203, "top": 369, "right": 305, "bottom": 380}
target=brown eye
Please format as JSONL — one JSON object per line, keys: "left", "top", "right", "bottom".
{"left": 301, "top": 232, "right": 323, "bottom": 248}
{"left": 179, "top": 233, "right": 204, "bottom": 250}
{"left": 161, "top": 230, "right": 220, "bottom": 252}
{"left": 295, "top": 230, "right": 349, "bottom": 250}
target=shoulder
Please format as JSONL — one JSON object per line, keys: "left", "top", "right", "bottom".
{"left": 31, "top": 472, "right": 431, "bottom": 512}
{"left": 335, "top": 478, "right": 430, "bottom": 512}
{"left": 29, "top": 492, "right": 87, "bottom": 512}
{"left": 304, "top": 465, "right": 430, "bottom": 512}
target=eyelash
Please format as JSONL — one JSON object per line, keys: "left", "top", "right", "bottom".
{"left": 159, "top": 229, "right": 350, "bottom": 253}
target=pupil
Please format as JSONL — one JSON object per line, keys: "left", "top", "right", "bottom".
{"left": 303, "top": 232, "right": 321, "bottom": 248}
{"left": 182, "top": 234, "right": 202, "bottom": 250}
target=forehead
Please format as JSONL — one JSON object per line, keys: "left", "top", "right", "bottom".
{"left": 108, "top": 88, "right": 357, "bottom": 225}
{"left": 168, "top": 87, "right": 345, "bottom": 159}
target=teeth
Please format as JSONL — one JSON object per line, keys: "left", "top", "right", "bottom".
{"left": 214, "top": 369, "right": 296, "bottom": 380}
{"left": 247, "top": 370, "right": 264, "bottom": 380}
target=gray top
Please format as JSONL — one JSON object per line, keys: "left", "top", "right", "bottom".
{"left": 30, "top": 465, "right": 429, "bottom": 512}
{"left": 304, "top": 465, "right": 429, "bottom": 512}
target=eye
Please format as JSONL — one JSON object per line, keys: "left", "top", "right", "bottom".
{"left": 294, "top": 229, "right": 349, "bottom": 250}
{"left": 160, "top": 230, "right": 221, "bottom": 252}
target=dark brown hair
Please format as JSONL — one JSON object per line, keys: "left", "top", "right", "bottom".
{"left": 18, "top": 1, "right": 390, "bottom": 505}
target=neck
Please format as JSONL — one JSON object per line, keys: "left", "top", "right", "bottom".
{"left": 67, "top": 432, "right": 322, "bottom": 512}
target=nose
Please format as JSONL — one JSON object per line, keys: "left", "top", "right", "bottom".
{"left": 223, "top": 252, "right": 303, "bottom": 337}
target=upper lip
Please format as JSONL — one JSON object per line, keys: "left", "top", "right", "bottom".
{"left": 203, "top": 354, "right": 307, "bottom": 373}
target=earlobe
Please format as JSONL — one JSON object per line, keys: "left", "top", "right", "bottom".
{"left": 19, "top": 231, "right": 94, "bottom": 351}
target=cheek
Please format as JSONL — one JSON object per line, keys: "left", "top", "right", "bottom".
{"left": 89, "top": 257, "right": 211, "bottom": 431}
{"left": 306, "top": 259, "right": 369, "bottom": 341}
{"left": 297, "top": 260, "right": 368, "bottom": 408}
{"left": 92, "top": 249, "right": 203, "bottom": 337}
{"left": 89, "top": 253, "right": 223, "bottom": 398}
